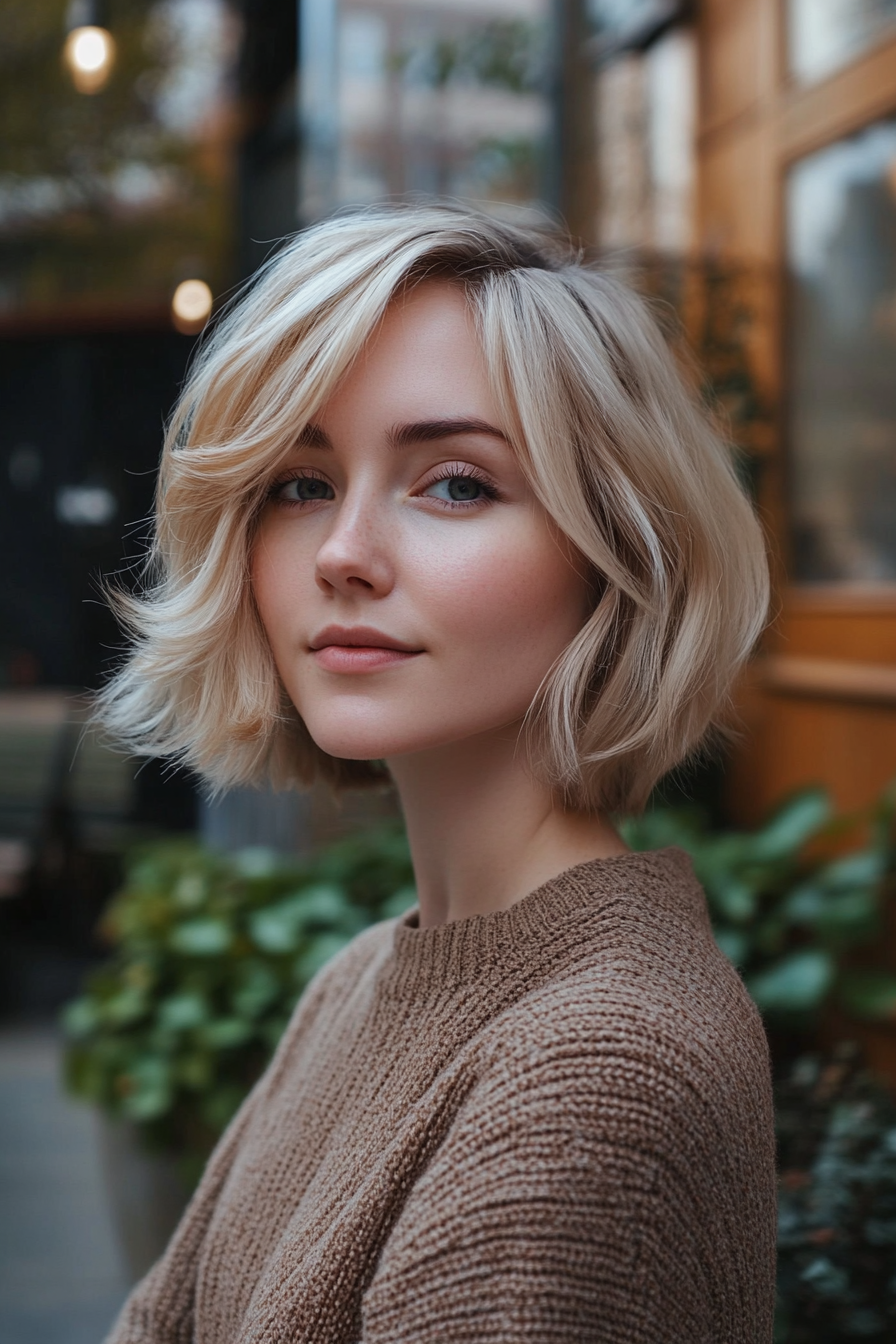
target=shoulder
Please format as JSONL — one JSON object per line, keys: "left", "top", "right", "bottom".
{"left": 474, "top": 849, "right": 773, "bottom": 1149}
{"left": 550, "top": 846, "right": 769, "bottom": 1067}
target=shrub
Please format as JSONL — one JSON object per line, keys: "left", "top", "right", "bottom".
{"left": 62, "top": 824, "right": 415, "bottom": 1183}
{"left": 775, "top": 1046, "right": 896, "bottom": 1342}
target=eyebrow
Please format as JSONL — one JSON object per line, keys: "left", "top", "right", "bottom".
{"left": 297, "top": 417, "right": 508, "bottom": 451}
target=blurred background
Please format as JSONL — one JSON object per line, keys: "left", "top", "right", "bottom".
{"left": 2, "top": 1, "right": 896, "bottom": 1340}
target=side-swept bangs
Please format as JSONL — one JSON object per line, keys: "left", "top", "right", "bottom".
{"left": 96, "top": 205, "right": 769, "bottom": 813}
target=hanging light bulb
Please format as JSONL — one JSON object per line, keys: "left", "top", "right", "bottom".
{"left": 172, "top": 280, "right": 214, "bottom": 334}
{"left": 63, "top": 0, "right": 116, "bottom": 94}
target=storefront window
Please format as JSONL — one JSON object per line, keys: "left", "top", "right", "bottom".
{"left": 788, "top": 0, "right": 896, "bottom": 84}
{"left": 787, "top": 119, "right": 896, "bottom": 582}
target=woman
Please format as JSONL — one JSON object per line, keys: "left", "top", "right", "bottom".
{"left": 100, "top": 206, "right": 776, "bottom": 1342}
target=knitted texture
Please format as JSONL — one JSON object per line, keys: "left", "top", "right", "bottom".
{"left": 105, "top": 848, "right": 777, "bottom": 1343}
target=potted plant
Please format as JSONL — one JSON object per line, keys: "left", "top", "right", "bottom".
{"left": 62, "top": 823, "right": 415, "bottom": 1279}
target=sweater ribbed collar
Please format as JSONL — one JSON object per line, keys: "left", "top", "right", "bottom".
{"left": 382, "top": 847, "right": 698, "bottom": 999}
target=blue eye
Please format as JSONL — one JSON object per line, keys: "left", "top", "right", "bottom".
{"left": 275, "top": 476, "right": 334, "bottom": 502}
{"left": 424, "top": 471, "right": 497, "bottom": 505}
{"left": 428, "top": 476, "right": 483, "bottom": 502}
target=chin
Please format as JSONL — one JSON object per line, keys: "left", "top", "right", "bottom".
{"left": 301, "top": 714, "right": 423, "bottom": 763}
{"left": 300, "top": 706, "right": 474, "bottom": 763}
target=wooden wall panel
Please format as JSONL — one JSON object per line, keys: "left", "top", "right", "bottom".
{"left": 783, "top": 608, "right": 896, "bottom": 664}
{"left": 729, "top": 682, "right": 896, "bottom": 821}
{"left": 779, "top": 33, "right": 896, "bottom": 163}
{"left": 697, "top": 122, "right": 776, "bottom": 259}
{"left": 700, "top": 0, "right": 765, "bottom": 131}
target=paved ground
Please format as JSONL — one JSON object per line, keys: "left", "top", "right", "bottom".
{"left": 0, "top": 1026, "right": 129, "bottom": 1344}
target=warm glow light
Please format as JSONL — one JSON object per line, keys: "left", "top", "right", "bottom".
{"left": 172, "top": 279, "right": 214, "bottom": 333}
{"left": 63, "top": 25, "right": 115, "bottom": 94}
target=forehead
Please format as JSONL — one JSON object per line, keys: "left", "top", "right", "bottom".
{"left": 315, "top": 280, "right": 499, "bottom": 429}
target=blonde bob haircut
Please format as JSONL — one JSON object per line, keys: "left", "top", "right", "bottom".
{"left": 97, "top": 204, "right": 769, "bottom": 814}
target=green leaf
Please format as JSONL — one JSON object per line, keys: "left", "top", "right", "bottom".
{"left": 838, "top": 970, "right": 896, "bottom": 1021}
{"left": 200, "top": 1084, "right": 248, "bottom": 1131}
{"left": 864, "top": 1218, "right": 896, "bottom": 1246}
{"left": 295, "top": 933, "right": 352, "bottom": 984}
{"left": 248, "top": 884, "right": 363, "bottom": 953}
{"left": 157, "top": 991, "right": 208, "bottom": 1032}
{"left": 287, "top": 884, "right": 360, "bottom": 930}
{"left": 814, "top": 890, "right": 878, "bottom": 940}
{"left": 170, "top": 918, "right": 233, "bottom": 956}
{"left": 176, "top": 1052, "right": 214, "bottom": 1091}
{"left": 201, "top": 1019, "right": 253, "bottom": 1049}
{"left": 798, "top": 1256, "right": 849, "bottom": 1299}
{"left": 783, "top": 884, "right": 878, "bottom": 939}
{"left": 709, "top": 878, "right": 757, "bottom": 924}
{"left": 60, "top": 997, "right": 100, "bottom": 1039}
{"left": 248, "top": 907, "right": 302, "bottom": 954}
{"left": 817, "top": 850, "right": 886, "bottom": 890}
{"left": 119, "top": 1057, "right": 173, "bottom": 1121}
{"left": 232, "top": 847, "right": 283, "bottom": 879}
{"left": 713, "top": 927, "right": 748, "bottom": 966}
{"left": 618, "top": 808, "right": 703, "bottom": 853}
{"left": 380, "top": 886, "right": 418, "bottom": 920}
{"left": 747, "top": 950, "right": 834, "bottom": 1013}
{"left": 231, "top": 963, "right": 281, "bottom": 1018}
{"left": 172, "top": 872, "right": 208, "bottom": 910}
{"left": 751, "top": 789, "right": 832, "bottom": 862}
{"left": 103, "top": 986, "right": 149, "bottom": 1026}
{"left": 781, "top": 882, "right": 825, "bottom": 924}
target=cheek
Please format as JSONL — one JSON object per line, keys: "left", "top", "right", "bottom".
{"left": 250, "top": 527, "right": 304, "bottom": 647}
{"left": 419, "top": 524, "right": 589, "bottom": 664}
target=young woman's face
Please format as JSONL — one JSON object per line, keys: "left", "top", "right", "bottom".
{"left": 251, "top": 281, "right": 592, "bottom": 765}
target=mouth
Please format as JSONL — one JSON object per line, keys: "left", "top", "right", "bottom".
{"left": 309, "top": 625, "right": 421, "bottom": 654}
{"left": 309, "top": 625, "right": 423, "bottom": 673}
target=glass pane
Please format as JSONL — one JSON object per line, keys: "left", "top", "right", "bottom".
{"left": 788, "top": 0, "right": 896, "bottom": 84}
{"left": 787, "top": 119, "right": 896, "bottom": 582}
{"left": 302, "top": 0, "right": 551, "bottom": 222}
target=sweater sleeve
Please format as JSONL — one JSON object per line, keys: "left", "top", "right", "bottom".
{"left": 361, "top": 1002, "right": 777, "bottom": 1344}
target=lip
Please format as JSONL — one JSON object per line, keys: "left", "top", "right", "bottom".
{"left": 309, "top": 625, "right": 423, "bottom": 674}
{"left": 309, "top": 625, "right": 421, "bottom": 653}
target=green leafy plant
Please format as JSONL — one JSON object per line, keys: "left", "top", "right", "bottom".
{"left": 62, "top": 824, "right": 415, "bottom": 1183}
{"left": 775, "top": 1046, "right": 896, "bottom": 1342}
{"left": 619, "top": 785, "right": 896, "bottom": 1027}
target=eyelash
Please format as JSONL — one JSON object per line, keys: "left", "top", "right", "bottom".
{"left": 267, "top": 470, "right": 332, "bottom": 505}
{"left": 422, "top": 463, "right": 501, "bottom": 509}
{"left": 266, "top": 463, "right": 501, "bottom": 510}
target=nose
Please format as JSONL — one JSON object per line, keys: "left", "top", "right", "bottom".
{"left": 314, "top": 489, "right": 395, "bottom": 597}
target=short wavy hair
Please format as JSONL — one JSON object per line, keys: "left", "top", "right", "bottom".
{"left": 97, "top": 204, "right": 769, "bottom": 814}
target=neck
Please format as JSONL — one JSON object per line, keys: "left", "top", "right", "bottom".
{"left": 386, "top": 723, "right": 628, "bottom": 930}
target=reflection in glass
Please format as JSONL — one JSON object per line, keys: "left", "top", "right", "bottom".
{"left": 302, "top": 0, "right": 550, "bottom": 222}
{"left": 596, "top": 26, "right": 695, "bottom": 254}
{"left": 787, "top": 119, "right": 896, "bottom": 582}
{"left": 788, "top": 0, "right": 896, "bottom": 84}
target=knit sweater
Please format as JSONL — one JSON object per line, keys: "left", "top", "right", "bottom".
{"left": 106, "top": 848, "right": 777, "bottom": 1344}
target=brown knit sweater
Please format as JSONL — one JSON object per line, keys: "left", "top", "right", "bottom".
{"left": 106, "top": 848, "right": 777, "bottom": 1343}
